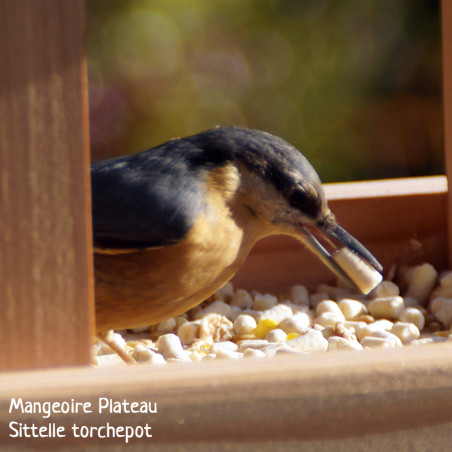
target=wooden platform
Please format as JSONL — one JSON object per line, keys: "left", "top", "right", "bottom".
{"left": 1, "top": 0, "right": 452, "bottom": 450}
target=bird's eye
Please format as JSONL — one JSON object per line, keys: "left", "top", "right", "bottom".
{"left": 289, "top": 186, "right": 306, "bottom": 207}
{"left": 288, "top": 184, "right": 321, "bottom": 217}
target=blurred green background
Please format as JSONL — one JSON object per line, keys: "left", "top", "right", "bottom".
{"left": 87, "top": 0, "right": 442, "bottom": 182}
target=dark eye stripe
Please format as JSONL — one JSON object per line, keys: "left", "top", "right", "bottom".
{"left": 288, "top": 184, "right": 322, "bottom": 219}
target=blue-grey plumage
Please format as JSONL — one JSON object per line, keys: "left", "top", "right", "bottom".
{"left": 91, "top": 126, "right": 322, "bottom": 249}
{"left": 92, "top": 126, "right": 381, "bottom": 333}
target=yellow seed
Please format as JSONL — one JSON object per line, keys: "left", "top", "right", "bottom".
{"left": 434, "top": 330, "right": 452, "bottom": 337}
{"left": 286, "top": 333, "right": 301, "bottom": 340}
{"left": 252, "top": 318, "right": 278, "bottom": 339}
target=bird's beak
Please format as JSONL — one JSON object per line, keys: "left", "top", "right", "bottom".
{"left": 300, "top": 218, "right": 383, "bottom": 293}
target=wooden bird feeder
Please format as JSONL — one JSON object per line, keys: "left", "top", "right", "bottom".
{"left": 1, "top": 1, "right": 452, "bottom": 449}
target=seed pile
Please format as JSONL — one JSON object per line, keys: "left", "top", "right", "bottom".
{"left": 95, "top": 263, "right": 452, "bottom": 366}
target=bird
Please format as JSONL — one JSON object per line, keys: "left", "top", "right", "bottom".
{"left": 91, "top": 126, "right": 382, "bottom": 361}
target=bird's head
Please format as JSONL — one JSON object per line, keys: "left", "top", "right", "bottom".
{"left": 190, "top": 126, "right": 382, "bottom": 292}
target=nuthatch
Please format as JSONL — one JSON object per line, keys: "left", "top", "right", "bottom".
{"left": 91, "top": 126, "right": 382, "bottom": 360}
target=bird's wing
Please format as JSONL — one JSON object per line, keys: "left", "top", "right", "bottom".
{"left": 91, "top": 145, "right": 205, "bottom": 250}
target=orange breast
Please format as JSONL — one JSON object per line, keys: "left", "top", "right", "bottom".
{"left": 93, "top": 164, "right": 269, "bottom": 332}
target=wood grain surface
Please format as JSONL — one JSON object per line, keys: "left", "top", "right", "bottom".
{"left": 443, "top": 0, "right": 452, "bottom": 267}
{"left": 1, "top": 342, "right": 452, "bottom": 450}
{"left": 0, "top": 0, "right": 94, "bottom": 370}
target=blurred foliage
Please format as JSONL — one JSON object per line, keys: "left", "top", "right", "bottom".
{"left": 87, "top": 0, "right": 442, "bottom": 182}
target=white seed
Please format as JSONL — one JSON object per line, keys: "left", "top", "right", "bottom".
{"left": 215, "top": 349, "right": 243, "bottom": 360}
{"left": 201, "top": 300, "right": 232, "bottom": 318}
{"left": 403, "top": 296, "right": 423, "bottom": 308}
{"left": 167, "top": 358, "right": 190, "bottom": 364}
{"left": 342, "top": 321, "right": 368, "bottom": 338}
{"left": 265, "top": 328, "right": 287, "bottom": 343}
{"left": 95, "top": 354, "right": 128, "bottom": 367}
{"left": 390, "top": 322, "right": 420, "bottom": 344}
{"left": 241, "top": 309, "right": 262, "bottom": 322}
{"left": 279, "top": 312, "right": 311, "bottom": 334}
{"left": 335, "top": 322, "right": 358, "bottom": 342}
{"left": 337, "top": 299, "right": 368, "bottom": 320}
{"left": 210, "top": 341, "right": 239, "bottom": 354}
{"left": 131, "top": 344, "right": 153, "bottom": 362}
{"left": 156, "top": 317, "right": 177, "bottom": 332}
{"left": 310, "top": 293, "right": 329, "bottom": 309}
{"left": 432, "top": 286, "right": 452, "bottom": 300}
{"left": 440, "top": 271, "right": 452, "bottom": 289}
{"left": 410, "top": 338, "right": 435, "bottom": 346}
{"left": 177, "top": 321, "right": 200, "bottom": 345}
{"left": 372, "top": 319, "right": 394, "bottom": 330}
{"left": 189, "top": 351, "right": 205, "bottom": 362}
{"left": 366, "top": 330, "right": 403, "bottom": 346}
{"left": 355, "top": 320, "right": 394, "bottom": 341}
{"left": 148, "top": 352, "right": 167, "bottom": 365}
{"left": 260, "top": 304, "right": 293, "bottom": 324}
{"left": 319, "top": 325, "right": 334, "bottom": 339}
{"left": 230, "top": 289, "right": 253, "bottom": 309}
{"left": 406, "top": 263, "right": 438, "bottom": 305}
{"left": 285, "top": 329, "right": 328, "bottom": 353}
{"left": 316, "top": 300, "right": 344, "bottom": 317}
{"left": 198, "top": 313, "right": 233, "bottom": 342}
{"left": 243, "top": 348, "right": 266, "bottom": 359}
{"left": 186, "top": 339, "right": 211, "bottom": 354}
{"left": 315, "top": 312, "right": 345, "bottom": 328}
{"left": 237, "top": 339, "right": 269, "bottom": 352}
{"left": 175, "top": 316, "right": 189, "bottom": 331}
{"left": 361, "top": 336, "right": 401, "bottom": 349}
{"left": 434, "top": 303, "right": 452, "bottom": 328}
{"left": 399, "top": 307, "right": 425, "bottom": 331}
{"left": 157, "top": 334, "right": 191, "bottom": 362}
{"left": 331, "top": 247, "right": 383, "bottom": 294}
{"left": 285, "top": 302, "right": 310, "bottom": 315}
{"left": 371, "top": 281, "right": 400, "bottom": 298}
{"left": 430, "top": 297, "right": 452, "bottom": 314}
{"left": 261, "top": 343, "right": 290, "bottom": 356}
{"left": 274, "top": 347, "right": 307, "bottom": 356}
{"left": 327, "top": 336, "right": 363, "bottom": 351}
{"left": 253, "top": 293, "right": 278, "bottom": 310}
{"left": 368, "top": 296, "right": 405, "bottom": 320}
{"left": 215, "top": 282, "right": 234, "bottom": 302}
{"left": 233, "top": 314, "right": 257, "bottom": 335}
{"left": 289, "top": 285, "right": 310, "bottom": 306}
{"left": 229, "top": 306, "right": 242, "bottom": 321}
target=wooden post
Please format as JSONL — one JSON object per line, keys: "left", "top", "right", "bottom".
{"left": 0, "top": 0, "right": 94, "bottom": 370}
{"left": 443, "top": 0, "right": 452, "bottom": 265}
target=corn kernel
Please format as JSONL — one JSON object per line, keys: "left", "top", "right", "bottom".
{"left": 251, "top": 318, "right": 278, "bottom": 339}
{"left": 286, "top": 332, "right": 301, "bottom": 340}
